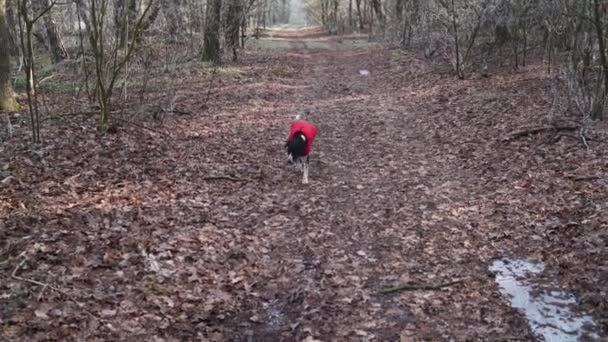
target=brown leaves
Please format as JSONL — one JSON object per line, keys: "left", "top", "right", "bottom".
{"left": 1, "top": 31, "right": 607, "bottom": 341}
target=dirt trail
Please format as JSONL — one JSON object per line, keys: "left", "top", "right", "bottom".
{"left": 218, "top": 33, "right": 606, "bottom": 340}
{"left": 2, "top": 28, "right": 607, "bottom": 342}
{"left": 218, "top": 35, "right": 535, "bottom": 340}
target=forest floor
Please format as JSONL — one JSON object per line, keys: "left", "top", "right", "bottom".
{"left": 1, "top": 27, "right": 608, "bottom": 341}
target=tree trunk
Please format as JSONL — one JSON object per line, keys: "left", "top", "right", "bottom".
{"left": 261, "top": 0, "right": 266, "bottom": 28}
{"left": 38, "top": 0, "right": 68, "bottom": 63}
{"left": 348, "top": 0, "right": 352, "bottom": 29}
{"left": 5, "top": 0, "right": 19, "bottom": 56}
{"left": 140, "top": 1, "right": 161, "bottom": 36}
{"left": 395, "top": 0, "right": 403, "bottom": 27}
{"left": 18, "top": 0, "right": 43, "bottom": 142}
{"left": 362, "top": 0, "right": 368, "bottom": 29}
{"left": 280, "top": 0, "right": 288, "bottom": 23}
{"left": 355, "top": 0, "right": 363, "bottom": 30}
{"left": 370, "top": 0, "right": 383, "bottom": 33}
{"left": 32, "top": 0, "right": 48, "bottom": 49}
{"left": 593, "top": 0, "right": 607, "bottom": 119}
{"left": 240, "top": 16, "right": 246, "bottom": 48}
{"left": 202, "top": 0, "right": 222, "bottom": 63}
{"left": 333, "top": 0, "right": 338, "bottom": 30}
{"left": 451, "top": 0, "right": 462, "bottom": 79}
{"left": 321, "top": 0, "right": 326, "bottom": 25}
{"left": 161, "top": 0, "right": 182, "bottom": 42}
{"left": 0, "top": 0, "right": 18, "bottom": 110}
{"left": 225, "top": 0, "right": 241, "bottom": 61}
{"left": 115, "top": 0, "right": 137, "bottom": 47}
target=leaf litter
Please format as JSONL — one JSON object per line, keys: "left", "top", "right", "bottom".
{"left": 1, "top": 30, "right": 607, "bottom": 341}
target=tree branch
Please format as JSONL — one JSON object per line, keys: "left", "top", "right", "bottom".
{"left": 380, "top": 278, "right": 466, "bottom": 294}
{"left": 502, "top": 125, "right": 579, "bottom": 142}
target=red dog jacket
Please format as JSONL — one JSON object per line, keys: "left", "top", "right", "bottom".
{"left": 288, "top": 121, "right": 318, "bottom": 156}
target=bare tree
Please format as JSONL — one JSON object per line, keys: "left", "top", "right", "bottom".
{"left": 39, "top": 0, "right": 68, "bottom": 63}
{"left": 355, "top": 0, "right": 363, "bottom": 29}
{"left": 225, "top": 0, "right": 242, "bottom": 61}
{"left": 160, "top": 0, "right": 183, "bottom": 42}
{"left": 114, "top": 0, "right": 137, "bottom": 47}
{"left": 592, "top": 0, "right": 608, "bottom": 120}
{"left": 203, "top": 0, "right": 222, "bottom": 63}
{"left": 87, "top": 0, "right": 157, "bottom": 131}
{"left": 16, "top": 0, "right": 58, "bottom": 142}
{"left": 370, "top": 0, "right": 383, "bottom": 33}
{"left": 5, "top": 0, "right": 20, "bottom": 56}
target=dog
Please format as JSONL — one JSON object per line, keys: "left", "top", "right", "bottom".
{"left": 286, "top": 120, "right": 318, "bottom": 184}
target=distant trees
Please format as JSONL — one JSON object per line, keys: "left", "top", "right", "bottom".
{"left": 1, "top": 0, "right": 283, "bottom": 137}
{"left": 2, "top": 0, "right": 604, "bottom": 142}
{"left": 300, "top": 0, "right": 608, "bottom": 120}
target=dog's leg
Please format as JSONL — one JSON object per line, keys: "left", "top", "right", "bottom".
{"left": 303, "top": 156, "right": 309, "bottom": 184}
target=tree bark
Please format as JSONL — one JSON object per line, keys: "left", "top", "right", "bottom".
{"left": 202, "top": 0, "right": 222, "bottom": 63}
{"left": 395, "top": 0, "right": 403, "bottom": 27}
{"left": 348, "top": 0, "right": 352, "bottom": 29}
{"left": 593, "top": 0, "right": 607, "bottom": 119}
{"left": 161, "top": 0, "right": 183, "bottom": 42}
{"left": 321, "top": 0, "right": 326, "bottom": 25}
{"left": 450, "top": 0, "right": 462, "bottom": 79}
{"left": 5, "top": 0, "right": 19, "bottom": 56}
{"left": 355, "top": 0, "right": 363, "bottom": 30}
{"left": 370, "top": 0, "right": 383, "bottom": 32}
{"left": 0, "top": 0, "right": 18, "bottom": 110}
{"left": 38, "top": 0, "right": 67, "bottom": 63}
{"left": 333, "top": 0, "right": 338, "bottom": 30}
{"left": 115, "top": 0, "right": 137, "bottom": 47}
{"left": 225, "top": 0, "right": 241, "bottom": 61}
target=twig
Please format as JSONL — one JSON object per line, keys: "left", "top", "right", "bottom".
{"left": 502, "top": 125, "right": 579, "bottom": 142}
{"left": 580, "top": 127, "right": 590, "bottom": 150}
{"left": 12, "top": 259, "right": 71, "bottom": 297}
{"left": 552, "top": 133, "right": 579, "bottom": 143}
{"left": 38, "top": 75, "right": 56, "bottom": 85}
{"left": 172, "top": 109, "right": 192, "bottom": 116}
{"left": 31, "top": 0, "right": 58, "bottom": 23}
{"left": 5, "top": 114, "right": 13, "bottom": 137}
{"left": 538, "top": 322, "right": 578, "bottom": 335}
{"left": 380, "top": 278, "right": 466, "bottom": 294}
{"left": 569, "top": 175, "right": 606, "bottom": 182}
{"left": 0, "top": 250, "right": 27, "bottom": 266}
{"left": 203, "top": 175, "right": 250, "bottom": 182}
{"left": 37, "top": 283, "right": 49, "bottom": 301}
{"left": 114, "top": 117, "right": 172, "bottom": 137}
{"left": 11, "top": 258, "right": 103, "bottom": 321}
{"left": 41, "top": 110, "right": 97, "bottom": 122}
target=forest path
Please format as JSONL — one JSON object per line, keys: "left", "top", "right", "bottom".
{"left": 220, "top": 29, "right": 606, "bottom": 341}
{"left": 219, "top": 31, "right": 537, "bottom": 340}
